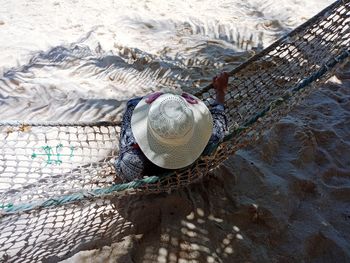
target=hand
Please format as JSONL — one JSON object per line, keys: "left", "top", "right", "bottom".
{"left": 145, "top": 92, "right": 163, "bottom": 104}
{"left": 212, "top": 72, "right": 229, "bottom": 94}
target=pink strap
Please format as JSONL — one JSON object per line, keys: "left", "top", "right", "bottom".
{"left": 145, "top": 92, "right": 163, "bottom": 104}
{"left": 181, "top": 92, "right": 198, "bottom": 104}
{"left": 145, "top": 92, "right": 198, "bottom": 105}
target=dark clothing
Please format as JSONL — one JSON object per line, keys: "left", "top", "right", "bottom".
{"left": 115, "top": 96, "right": 227, "bottom": 182}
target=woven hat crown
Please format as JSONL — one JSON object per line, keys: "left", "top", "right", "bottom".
{"left": 131, "top": 92, "right": 213, "bottom": 169}
{"left": 148, "top": 95, "right": 194, "bottom": 145}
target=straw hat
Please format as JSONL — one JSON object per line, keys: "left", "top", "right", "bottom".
{"left": 131, "top": 93, "right": 213, "bottom": 169}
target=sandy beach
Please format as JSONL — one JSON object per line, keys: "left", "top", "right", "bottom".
{"left": 0, "top": 0, "right": 349, "bottom": 262}
{"left": 61, "top": 63, "right": 350, "bottom": 262}
{"left": 0, "top": 0, "right": 332, "bottom": 122}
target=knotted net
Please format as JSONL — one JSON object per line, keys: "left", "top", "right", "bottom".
{"left": 0, "top": 0, "right": 349, "bottom": 261}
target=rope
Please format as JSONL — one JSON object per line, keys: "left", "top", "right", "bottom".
{"left": 0, "top": 0, "right": 343, "bottom": 129}
{"left": 1, "top": 2, "right": 350, "bottom": 262}
{"left": 0, "top": 0, "right": 349, "bottom": 215}
{"left": 196, "top": 0, "right": 345, "bottom": 96}
{"left": 2, "top": 176, "right": 161, "bottom": 214}
{"left": 3, "top": 43, "right": 348, "bottom": 214}
{"left": 0, "top": 120, "right": 120, "bottom": 127}
{"left": 239, "top": 49, "right": 350, "bottom": 129}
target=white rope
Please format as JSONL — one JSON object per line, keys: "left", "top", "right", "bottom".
{"left": 0, "top": 120, "right": 120, "bottom": 127}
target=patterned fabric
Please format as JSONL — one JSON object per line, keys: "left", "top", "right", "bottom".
{"left": 115, "top": 96, "right": 228, "bottom": 182}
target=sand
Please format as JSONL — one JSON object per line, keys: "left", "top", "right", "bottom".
{"left": 1, "top": 0, "right": 349, "bottom": 262}
{"left": 61, "top": 63, "right": 350, "bottom": 262}
{"left": 0, "top": 0, "right": 332, "bottom": 122}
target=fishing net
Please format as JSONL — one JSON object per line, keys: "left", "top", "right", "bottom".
{"left": 0, "top": 0, "right": 349, "bottom": 261}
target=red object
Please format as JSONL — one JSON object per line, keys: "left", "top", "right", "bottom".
{"left": 132, "top": 143, "right": 140, "bottom": 149}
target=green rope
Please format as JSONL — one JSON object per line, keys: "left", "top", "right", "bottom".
{"left": 2, "top": 176, "right": 161, "bottom": 214}
{"left": 2, "top": 49, "right": 348, "bottom": 214}
{"left": 1, "top": 0, "right": 348, "bottom": 215}
{"left": 0, "top": 203, "right": 13, "bottom": 209}
{"left": 236, "top": 49, "right": 349, "bottom": 133}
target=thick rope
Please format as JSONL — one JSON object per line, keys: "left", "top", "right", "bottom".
{"left": 0, "top": 120, "right": 120, "bottom": 127}
{"left": 2, "top": 44, "right": 348, "bottom": 214}
{"left": 195, "top": 0, "right": 346, "bottom": 96}
{"left": 1, "top": 176, "right": 161, "bottom": 214}
{"left": 0, "top": 0, "right": 349, "bottom": 214}
{"left": 0, "top": 0, "right": 344, "bottom": 128}
{"left": 242, "top": 49, "right": 349, "bottom": 128}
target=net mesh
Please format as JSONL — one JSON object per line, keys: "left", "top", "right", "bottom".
{"left": 0, "top": 124, "right": 119, "bottom": 212}
{"left": 0, "top": 0, "right": 349, "bottom": 261}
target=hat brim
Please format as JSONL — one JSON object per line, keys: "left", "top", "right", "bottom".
{"left": 131, "top": 94, "right": 213, "bottom": 169}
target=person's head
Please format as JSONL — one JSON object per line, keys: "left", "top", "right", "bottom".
{"left": 131, "top": 92, "right": 213, "bottom": 169}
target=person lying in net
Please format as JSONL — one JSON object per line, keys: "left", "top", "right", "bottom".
{"left": 115, "top": 72, "right": 229, "bottom": 182}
